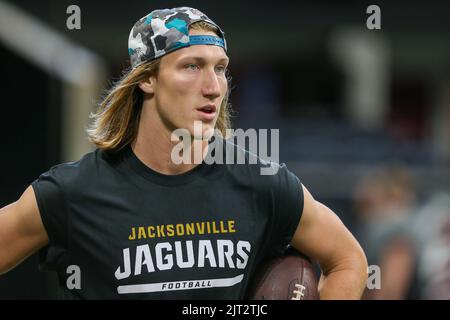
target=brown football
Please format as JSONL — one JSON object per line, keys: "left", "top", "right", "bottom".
{"left": 247, "top": 248, "right": 320, "bottom": 300}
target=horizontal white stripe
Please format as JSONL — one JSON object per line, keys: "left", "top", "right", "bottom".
{"left": 117, "top": 274, "right": 244, "bottom": 294}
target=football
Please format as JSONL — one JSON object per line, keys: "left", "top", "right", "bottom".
{"left": 247, "top": 247, "right": 320, "bottom": 300}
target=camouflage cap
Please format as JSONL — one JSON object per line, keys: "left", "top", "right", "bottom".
{"left": 128, "top": 7, "right": 227, "bottom": 68}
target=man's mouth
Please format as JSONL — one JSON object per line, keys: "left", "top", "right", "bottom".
{"left": 196, "top": 104, "right": 217, "bottom": 121}
{"left": 197, "top": 104, "right": 217, "bottom": 114}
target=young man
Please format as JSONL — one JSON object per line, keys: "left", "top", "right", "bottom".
{"left": 0, "top": 7, "right": 367, "bottom": 299}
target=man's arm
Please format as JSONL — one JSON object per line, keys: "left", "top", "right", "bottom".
{"left": 290, "top": 184, "right": 368, "bottom": 299}
{"left": 0, "top": 186, "right": 49, "bottom": 275}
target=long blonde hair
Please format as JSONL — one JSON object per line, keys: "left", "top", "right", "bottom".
{"left": 87, "top": 21, "right": 232, "bottom": 152}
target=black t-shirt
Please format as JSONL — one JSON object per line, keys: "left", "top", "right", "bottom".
{"left": 32, "top": 140, "right": 304, "bottom": 299}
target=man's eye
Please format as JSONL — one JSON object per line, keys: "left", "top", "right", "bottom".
{"left": 215, "top": 66, "right": 227, "bottom": 74}
{"left": 185, "top": 64, "right": 199, "bottom": 70}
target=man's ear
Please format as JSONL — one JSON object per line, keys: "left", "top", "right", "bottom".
{"left": 138, "top": 76, "right": 156, "bottom": 94}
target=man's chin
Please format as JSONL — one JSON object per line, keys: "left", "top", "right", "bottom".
{"left": 192, "top": 129, "right": 215, "bottom": 140}
{"left": 190, "top": 121, "right": 216, "bottom": 140}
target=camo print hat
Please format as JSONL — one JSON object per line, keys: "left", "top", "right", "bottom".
{"left": 128, "top": 7, "right": 227, "bottom": 68}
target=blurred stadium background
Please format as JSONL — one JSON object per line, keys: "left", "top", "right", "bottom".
{"left": 1, "top": 0, "right": 449, "bottom": 299}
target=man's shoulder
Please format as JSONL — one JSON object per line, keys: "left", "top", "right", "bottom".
{"left": 48, "top": 149, "right": 99, "bottom": 171}
{"left": 219, "top": 139, "right": 291, "bottom": 188}
{"left": 43, "top": 148, "right": 117, "bottom": 185}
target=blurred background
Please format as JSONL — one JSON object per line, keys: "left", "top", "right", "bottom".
{"left": 0, "top": 0, "right": 449, "bottom": 299}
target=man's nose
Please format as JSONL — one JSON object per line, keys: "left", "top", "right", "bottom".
{"left": 202, "top": 68, "right": 221, "bottom": 100}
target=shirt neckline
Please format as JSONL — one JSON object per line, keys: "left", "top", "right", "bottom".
{"left": 123, "top": 144, "right": 218, "bottom": 186}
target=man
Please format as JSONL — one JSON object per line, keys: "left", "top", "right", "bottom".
{"left": 0, "top": 7, "right": 367, "bottom": 299}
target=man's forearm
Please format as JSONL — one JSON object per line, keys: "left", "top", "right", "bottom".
{"left": 318, "top": 262, "right": 368, "bottom": 300}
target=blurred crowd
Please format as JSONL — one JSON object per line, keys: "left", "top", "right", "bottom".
{"left": 353, "top": 165, "right": 450, "bottom": 299}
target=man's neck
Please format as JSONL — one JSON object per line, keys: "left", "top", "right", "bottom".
{"left": 131, "top": 107, "right": 208, "bottom": 176}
